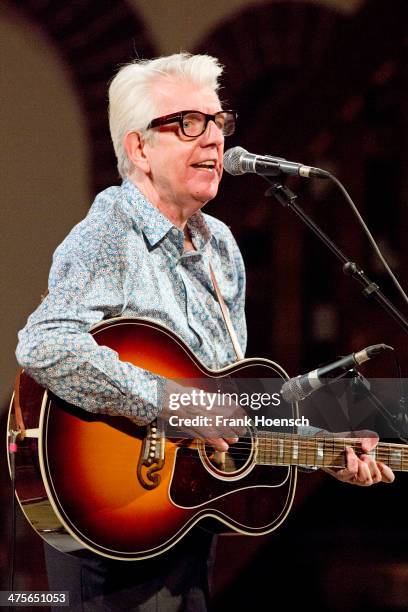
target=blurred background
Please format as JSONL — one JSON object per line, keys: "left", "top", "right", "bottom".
{"left": 1, "top": 0, "right": 408, "bottom": 609}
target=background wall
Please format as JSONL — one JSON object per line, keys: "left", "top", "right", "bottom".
{"left": 2, "top": 0, "right": 408, "bottom": 609}
{"left": 0, "top": 2, "right": 90, "bottom": 406}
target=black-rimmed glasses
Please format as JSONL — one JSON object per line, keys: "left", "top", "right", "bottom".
{"left": 146, "top": 110, "right": 237, "bottom": 137}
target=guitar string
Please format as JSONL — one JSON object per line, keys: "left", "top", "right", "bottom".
{"left": 173, "top": 448, "right": 406, "bottom": 469}
{"left": 171, "top": 437, "right": 407, "bottom": 468}
{"left": 172, "top": 435, "right": 407, "bottom": 451}
{"left": 154, "top": 413, "right": 407, "bottom": 467}
{"left": 172, "top": 435, "right": 406, "bottom": 453}
{"left": 174, "top": 443, "right": 407, "bottom": 460}
{"left": 173, "top": 453, "right": 406, "bottom": 470}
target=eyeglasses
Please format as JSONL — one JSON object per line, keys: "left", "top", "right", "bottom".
{"left": 146, "top": 110, "right": 237, "bottom": 138}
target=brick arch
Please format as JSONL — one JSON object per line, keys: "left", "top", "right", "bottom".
{"left": 13, "top": 0, "right": 157, "bottom": 193}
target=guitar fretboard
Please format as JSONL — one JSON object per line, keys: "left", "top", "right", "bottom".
{"left": 256, "top": 432, "right": 408, "bottom": 471}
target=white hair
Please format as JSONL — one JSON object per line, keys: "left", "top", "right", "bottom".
{"left": 109, "top": 52, "right": 224, "bottom": 178}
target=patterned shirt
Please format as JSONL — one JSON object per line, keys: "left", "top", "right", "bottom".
{"left": 16, "top": 179, "right": 247, "bottom": 425}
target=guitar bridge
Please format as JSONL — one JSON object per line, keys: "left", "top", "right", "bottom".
{"left": 137, "top": 419, "right": 165, "bottom": 490}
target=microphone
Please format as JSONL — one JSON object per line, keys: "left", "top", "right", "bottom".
{"left": 223, "top": 146, "right": 330, "bottom": 179}
{"left": 280, "top": 343, "right": 393, "bottom": 403}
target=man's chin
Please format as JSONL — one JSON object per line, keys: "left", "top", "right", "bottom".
{"left": 193, "top": 183, "right": 219, "bottom": 203}
{"left": 192, "top": 191, "right": 218, "bottom": 207}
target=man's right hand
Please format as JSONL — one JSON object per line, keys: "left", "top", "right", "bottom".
{"left": 160, "top": 380, "right": 247, "bottom": 452}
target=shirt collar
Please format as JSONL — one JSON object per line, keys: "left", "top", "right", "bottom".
{"left": 121, "top": 178, "right": 212, "bottom": 251}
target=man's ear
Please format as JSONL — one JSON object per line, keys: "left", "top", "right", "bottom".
{"left": 124, "top": 131, "right": 151, "bottom": 173}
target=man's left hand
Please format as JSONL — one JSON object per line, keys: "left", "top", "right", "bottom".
{"left": 323, "top": 431, "right": 395, "bottom": 485}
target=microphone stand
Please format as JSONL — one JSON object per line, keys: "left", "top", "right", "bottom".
{"left": 349, "top": 372, "right": 408, "bottom": 443}
{"left": 263, "top": 179, "right": 408, "bottom": 335}
{"left": 264, "top": 178, "right": 408, "bottom": 438}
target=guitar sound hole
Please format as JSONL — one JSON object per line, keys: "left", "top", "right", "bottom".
{"left": 202, "top": 432, "right": 255, "bottom": 478}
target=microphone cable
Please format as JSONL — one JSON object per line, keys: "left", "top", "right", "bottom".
{"left": 326, "top": 172, "right": 408, "bottom": 308}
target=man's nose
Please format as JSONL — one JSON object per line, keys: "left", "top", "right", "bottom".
{"left": 202, "top": 119, "right": 224, "bottom": 145}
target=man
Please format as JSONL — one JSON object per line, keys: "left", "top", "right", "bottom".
{"left": 16, "top": 53, "right": 394, "bottom": 610}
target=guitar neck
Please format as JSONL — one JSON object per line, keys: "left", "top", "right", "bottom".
{"left": 256, "top": 432, "right": 408, "bottom": 471}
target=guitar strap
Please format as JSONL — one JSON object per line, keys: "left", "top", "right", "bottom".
{"left": 209, "top": 263, "right": 244, "bottom": 362}
{"left": 13, "top": 368, "right": 26, "bottom": 439}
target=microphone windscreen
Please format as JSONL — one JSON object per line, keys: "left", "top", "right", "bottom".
{"left": 223, "top": 146, "right": 247, "bottom": 175}
{"left": 281, "top": 376, "right": 308, "bottom": 403}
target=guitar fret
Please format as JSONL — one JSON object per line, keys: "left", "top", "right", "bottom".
{"left": 284, "top": 434, "right": 291, "bottom": 465}
{"left": 278, "top": 438, "right": 284, "bottom": 462}
{"left": 389, "top": 449, "right": 402, "bottom": 469}
{"left": 316, "top": 442, "right": 324, "bottom": 466}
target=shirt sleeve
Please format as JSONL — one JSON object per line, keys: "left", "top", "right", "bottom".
{"left": 15, "top": 239, "right": 166, "bottom": 425}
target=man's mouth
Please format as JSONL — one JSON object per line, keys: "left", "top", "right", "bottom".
{"left": 191, "top": 160, "right": 217, "bottom": 170}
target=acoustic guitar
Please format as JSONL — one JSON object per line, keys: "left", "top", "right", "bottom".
{"left": 7, "top": 317, "right": 408, "bottom": 560}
